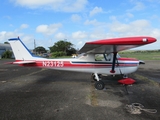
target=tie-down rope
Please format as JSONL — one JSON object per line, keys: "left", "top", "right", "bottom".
{"left": 125, "top": 103, "right": 157, "bottom": 114}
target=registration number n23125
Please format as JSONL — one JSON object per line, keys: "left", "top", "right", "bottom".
{"left": 42, "top": 61, "right": 64, "bottom": 67}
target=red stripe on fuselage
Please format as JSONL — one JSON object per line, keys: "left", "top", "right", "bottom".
{"left": 118, "top": 58, "right": 138, "bottom": 61}
{"left": 16, "top": 60, "right": 138, "bottom": 68}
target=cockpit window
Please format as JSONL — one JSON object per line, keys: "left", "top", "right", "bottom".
{"left": 95, "top": 53, "right": 120, "bottom": 61}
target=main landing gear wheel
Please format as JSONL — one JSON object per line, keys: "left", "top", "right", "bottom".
{"left": 95, "top": 81, "right": 105, "bottom": 90}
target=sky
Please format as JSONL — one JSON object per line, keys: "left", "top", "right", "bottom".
{"left": 0, "top": 0, "right": 160, "bottom": 50}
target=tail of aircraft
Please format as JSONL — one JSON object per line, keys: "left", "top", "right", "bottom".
{"left": 8, "top": 37, "right": 34, "bottom": 61}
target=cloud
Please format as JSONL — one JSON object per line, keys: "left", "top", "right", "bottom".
{"left": 0, "top": 31, "right": 23, "bottom": 42}
{"left": 84, "top": 19, "right": 108, "bottom": 32}
{"left": 62, "top": 0, "right": 88, "bottom": 12}
{"left": 54, "top": 32, "right": 66, "bottom": 40}
{"left": 11, "top": 0, "right": 88, "bottom": 12}
{"left": 72, "top": 31, "right": 88, "bottom": 39}
{"left": 20, "top": 24, "right": 29, "bottom": 29}
{"left": 106, "top": 18, "right": 160, "bottom": 49}
{"left": 0, "top": 31, "right": 35, "bottom": 49}
{"left": 126, "top": 13, "right": 134, "bottom": 18}
{"left": 77, "top": 41, "right": 83, "bottom": 46}
{"left": 148, "top": 0, "right": 160, "bottom": 4}
{"left": 21, "top": 35, "right": 35, "bottom": 44}
{"left": 150, "top": 28, "right": 160, "bottom": 38}
{"left": 89, "top": 6, "right": 103, "bottom": 17}
{"left": 0, "top": 30, "right": 37, "bottom": 48}
{"left": 109, "top": 19, "right": 150, "bottom": 33}
{"left": 3, "top": 15, "right": 11, "bottom": 20}
{"left": 36, "top": 23, "right": 62, "bottom": 36}
{"left": 84, "top": 19, "right": 101, "bottom": 26}
{"left": 109, "top": 16, "right": 117, "bottom": 21}
{"left": 89, "top": 32, "right": 114, "bottom": 40}
{"left": 127, "top": 2, "right": 145, "bottom": 12}
{"left": 71, "top": 14, "right": 81, "bottom": 22}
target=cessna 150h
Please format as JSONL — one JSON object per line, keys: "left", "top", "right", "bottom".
{"left": 8, "top": 36, "right": 156, "bottom": 90}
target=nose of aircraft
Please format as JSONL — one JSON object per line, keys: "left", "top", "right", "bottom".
{"left": 139, "top": 60, "right": 145, "bottom": 64}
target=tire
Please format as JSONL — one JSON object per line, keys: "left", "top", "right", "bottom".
{"left": 95, "top": 81, "right": 105, "bottom": 90}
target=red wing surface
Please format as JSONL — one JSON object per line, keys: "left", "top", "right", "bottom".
{"left": 79, "top": 36, "right": 156, "bottom": 53}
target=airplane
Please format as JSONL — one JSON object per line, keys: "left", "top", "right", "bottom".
{"left": 8, "top": 36, "right": 156, "bottom": 90}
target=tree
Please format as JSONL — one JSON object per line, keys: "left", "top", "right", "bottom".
{"left": 67, "top": 47, "right": 77, "bottom": 56}
{"left": 2, "top": 50, "right": 12, "bottom": 58}
{"left": 4, "top": 42, "right": 9, "bottom": 44}
{"left": 34, "top": 46, "right": 47, "bottom": 54}
{"left": 49, "top": 40, "right": 76, "bottom": 56}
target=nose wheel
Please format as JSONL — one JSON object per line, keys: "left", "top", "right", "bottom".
{"left": 92, "top": 73, "right": 105, "bottom": 90}
{"left": 95, "top": 81, "right": 105, "bottom": 90}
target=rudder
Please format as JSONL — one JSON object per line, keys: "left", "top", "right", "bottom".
{"left": 8, "top": 37, "right": 33, "bottom": 60}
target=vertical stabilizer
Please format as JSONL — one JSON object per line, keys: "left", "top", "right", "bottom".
{"left": 8, "top": 37, "right": 33, "bottom": 60}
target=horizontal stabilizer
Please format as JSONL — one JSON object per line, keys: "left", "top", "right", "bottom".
{"left": 13, "top": 61, "right": 36, "bottom": 64}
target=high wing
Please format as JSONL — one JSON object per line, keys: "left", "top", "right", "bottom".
{"left": 79, "top": 36, "right": 156, "bottom": 54}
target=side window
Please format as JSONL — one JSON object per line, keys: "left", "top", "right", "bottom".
{"left": 95, "top": 54, "right": 104, "bottom": 61}
{"left": 95, "top": 53, "right": 113, "bottom": 61}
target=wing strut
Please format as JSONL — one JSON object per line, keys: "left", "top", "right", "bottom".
{"left": 110, "top": 52, "right": 117, "bottom": 73}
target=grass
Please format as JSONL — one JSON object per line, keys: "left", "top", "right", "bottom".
{"left": 86, "top": 85, "right": 98, "bottom": 106}
{"left": 3, "top": 50, "right": 159, "bottom": 61}
{"left": 119, "top": 50, "right": 160, "bottom": 60}
{"left": 49, "top": 56, "right": 72, "bottom": 59}
{"left": 133, "top": 74, "right": 160, "bottom": 87}
{"left": 49, "top": 50, "right": 160, "bottom": 60}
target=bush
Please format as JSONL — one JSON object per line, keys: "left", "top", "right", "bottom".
{"left": 51, "top": 51, "right": 66, "bottom": 58}
{"left": 2, "top": 50, "right": 12, "bottom": 58}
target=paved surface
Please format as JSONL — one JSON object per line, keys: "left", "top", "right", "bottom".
{"left": 0, "top": 59, "right": 160, "bottom": 120}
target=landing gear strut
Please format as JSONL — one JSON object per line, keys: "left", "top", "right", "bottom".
{"left": 91, "top": 73, "right": 102, "bottom": 81}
